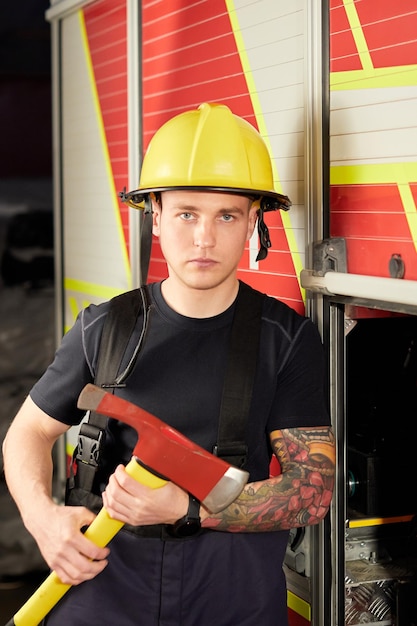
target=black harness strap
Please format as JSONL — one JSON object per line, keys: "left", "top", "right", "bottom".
{"left": 214, "top": 282, "right": 264, "bottom": 467}
{"left": 140, "top": 198, "right": 154, "bottom": 285}
{"left": 93, "top": 285, "right": 151, "bottom": 389}
{"left": 71, "top": 287, "right": 150, "bottom": 495}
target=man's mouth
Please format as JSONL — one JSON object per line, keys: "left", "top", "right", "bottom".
{"left": 190, "top": 258, "right": 217, "bottom": 268}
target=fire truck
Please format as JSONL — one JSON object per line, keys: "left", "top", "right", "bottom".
{"left": 45, "top": 0, "right": 417, "bottom": 624}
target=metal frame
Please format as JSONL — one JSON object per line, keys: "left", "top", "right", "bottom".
{"left": 328, "top": 301, "right": 347, "bottom": 626}
{"left": 302, "top": 1, "right": 333, "bottom": 624}
{"left": 127, "top": 0, "right": 142, "bottom": 288}
{"left": 47, "top": 9, "right": 67, "bottom": 499}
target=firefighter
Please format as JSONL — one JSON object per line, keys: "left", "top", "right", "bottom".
{"left": 3, "top": 103, "right": 335, "bottom": 626}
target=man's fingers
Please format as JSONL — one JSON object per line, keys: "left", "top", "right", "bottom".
{"left": 79, "top": 532, "right": 111, "bottom": 561}
{"left": 54, "top": 551, "right": 109, "bottom": 586}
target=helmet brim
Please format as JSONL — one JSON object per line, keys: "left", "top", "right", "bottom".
{"left": 119, "top": 186, "right": 291, "bottom": 212}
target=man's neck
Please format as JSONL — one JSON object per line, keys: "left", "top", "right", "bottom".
{"left": 161, "top": 278, "right": 240, "bottom": 318}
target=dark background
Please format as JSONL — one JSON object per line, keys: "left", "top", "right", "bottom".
{"left": 0, "top": 2, "right": 53, "bottom": 621}
{"left": 0, "top": 0, "right": 52, "bottom": 178}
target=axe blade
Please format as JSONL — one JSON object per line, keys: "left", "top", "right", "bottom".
{"left": 77, "top": 384, "right": 249, "bottom": 513}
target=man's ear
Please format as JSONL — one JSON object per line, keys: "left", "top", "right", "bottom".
{"left": 152, "top": 198, "right": 161, "bottom": 236}
{"left": 246, "top": 203, "right": 258, "bottom": 240}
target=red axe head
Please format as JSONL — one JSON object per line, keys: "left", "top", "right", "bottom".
{"left": 77, "top": 384, "right": 249, "bottom": 513}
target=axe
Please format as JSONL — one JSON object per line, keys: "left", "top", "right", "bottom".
{"left": 5, "top": 384, "right": 249, "bottom": 626}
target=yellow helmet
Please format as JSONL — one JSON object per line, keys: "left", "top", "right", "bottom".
{"left": 120, "top": 103, "right": 291, "bottom": 260}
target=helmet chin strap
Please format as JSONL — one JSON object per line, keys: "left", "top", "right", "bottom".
{"left": 255, "top": 194, "right": 292, "bottom": 261}
{"left": 256, "top": 204, "right": 271, "bottom": 262}
{"left": 140, "top": 195, "right": 154, "bottom": 283}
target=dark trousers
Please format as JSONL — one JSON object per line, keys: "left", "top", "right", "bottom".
{"left": 43, "top": 528, "right": 289, "bottom": 626}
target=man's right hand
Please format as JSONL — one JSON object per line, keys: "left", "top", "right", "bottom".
{"left": 30, "top": 501, "right": 110, "bottom": 585}
{"left": 2, "top": 396, "right": 110, "bottom": 586}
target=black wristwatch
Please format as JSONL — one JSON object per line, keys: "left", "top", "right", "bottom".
{"left": 171, "top": 494, "right": 201, "bottom": 538}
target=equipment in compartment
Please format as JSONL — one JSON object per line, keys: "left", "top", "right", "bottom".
{"left": 345, "top": 520, "right": 417, "bottom": 625}
{"left": 347, "top": 446, "right": 416, "bottom": 518}
{"left": 345, "top": 578, "right": 395, "bottom": 625}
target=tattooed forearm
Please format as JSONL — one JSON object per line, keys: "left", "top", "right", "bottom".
{"left": 202, "top": 427, "right": 335, "bottom": 533}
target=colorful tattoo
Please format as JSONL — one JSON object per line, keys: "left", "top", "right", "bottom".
{"left": 203, "top": 427, "right": 335, "bottom": 533}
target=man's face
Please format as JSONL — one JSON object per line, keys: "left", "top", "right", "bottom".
{"left": 152, "top": 190, "right": 257, "bottom": 292}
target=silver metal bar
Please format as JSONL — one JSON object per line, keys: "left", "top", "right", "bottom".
{"left": 301, "top": 269, "right": 417, "bottom": 308}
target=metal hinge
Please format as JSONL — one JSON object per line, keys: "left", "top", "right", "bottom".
{"left": 312, "top": 237, "right": 347, "bottom": 276}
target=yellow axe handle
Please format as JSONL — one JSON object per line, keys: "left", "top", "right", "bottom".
{"left": 10, "top": 459, "right": 167, "bottom": 626}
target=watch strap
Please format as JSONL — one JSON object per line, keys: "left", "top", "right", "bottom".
{"left": 186, "top": 495, "right": 201, "bottom": 520}
{"left": 170, "top": 494, "right": 201, "bottom": 538}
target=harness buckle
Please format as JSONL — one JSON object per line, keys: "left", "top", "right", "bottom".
{"left": 213, "top": 444, "right": 248, "bottom": 469}
{"left": 76, "top": 423, "right": 105, "bottom": 468}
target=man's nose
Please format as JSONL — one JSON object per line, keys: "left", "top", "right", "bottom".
{"left": 193, "top": 220, "right": 215, "bottom": 248}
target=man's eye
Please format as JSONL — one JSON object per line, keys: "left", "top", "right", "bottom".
{"left": 180, "top": 212, "right": 194, "bottom": 220}
{"left": 221, "top": 214, "right": 234, "bottom": 222}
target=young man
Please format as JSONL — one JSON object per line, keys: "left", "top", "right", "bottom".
{"left": 3, "top": 103, "right": 335, "bottom": 625}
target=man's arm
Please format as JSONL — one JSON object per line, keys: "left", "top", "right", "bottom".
{"left": 2, "top": 396, "right": 110, "bottom": 585}
{"left": 201, "top": 426, "right": 335, "bottom": 532}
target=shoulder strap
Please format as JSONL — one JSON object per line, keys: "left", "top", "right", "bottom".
{"left": 88, "top": 286, "right": 150, "bottom": 428}
{"left": 214, "top": 282, "right": 264, "bottom": 468}
{"left": 71, "top": 287, "right": 149, "bottom": 494}
{"left": 97, "top": 286, "right": 150, "bottom": 387}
